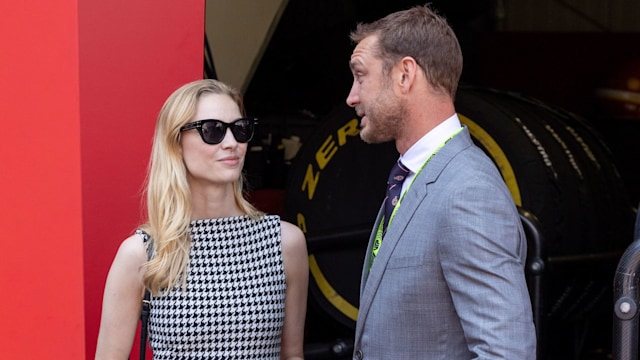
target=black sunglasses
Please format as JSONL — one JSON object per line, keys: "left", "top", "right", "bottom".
{"left": 180, "top": 117, "right": 257, "bottom": 145}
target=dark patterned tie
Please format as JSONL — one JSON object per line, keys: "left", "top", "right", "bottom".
{"left": 382, "top": 160, "right": 410, "bottom": 233}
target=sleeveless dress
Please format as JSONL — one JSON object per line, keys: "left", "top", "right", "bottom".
{"left": 137, "top": 215, "right": 286, "bottom": 360}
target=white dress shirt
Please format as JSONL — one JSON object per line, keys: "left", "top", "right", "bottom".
{"left": 399, "top": 114, "right": 463, "bottom": 195}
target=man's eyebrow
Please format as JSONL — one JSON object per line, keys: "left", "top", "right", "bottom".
{"left": 349, "top": 59, "right": 362, "bottom": 70}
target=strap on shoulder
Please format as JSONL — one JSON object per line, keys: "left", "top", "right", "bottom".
{"left": 136, "top": 229, "right": 153, "bottom": 358}
{"left": 136, "top": 229, "right": 154, "bottom": 261}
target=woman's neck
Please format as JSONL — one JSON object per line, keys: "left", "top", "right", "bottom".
{"left": 190, "top": 184, "right": 243, "bottom": 219}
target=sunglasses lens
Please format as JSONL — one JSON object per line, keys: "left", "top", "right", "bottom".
{"left": 231, "top": 119, "right": 255, "bottom": 143}
{"left": 200, "top": 121, "right": 226, "bottom": 144}
{"left": 193, "top": 118, "right": 255, "bottom": 144}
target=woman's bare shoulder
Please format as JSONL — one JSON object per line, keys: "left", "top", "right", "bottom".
{"left": 112, "top": 232, "right": 148, "bottom": 267}
{"left": 279, "top": 220, "right": 307, "bottom": 257}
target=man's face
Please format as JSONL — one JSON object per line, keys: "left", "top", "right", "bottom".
{"left": 347, "top": 35, "right": 406, "bottom": 144}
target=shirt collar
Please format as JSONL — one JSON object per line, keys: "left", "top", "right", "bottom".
{"left": 399, "top": 114, "right": 462, "bottom": 175}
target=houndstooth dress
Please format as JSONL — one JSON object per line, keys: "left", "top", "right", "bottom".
{"left": 137, "top": 215, "right": 286, "bottom": 360}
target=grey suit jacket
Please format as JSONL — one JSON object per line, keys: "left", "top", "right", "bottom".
{"left": 353, "top": 127, "right": 537, "bottom": 359}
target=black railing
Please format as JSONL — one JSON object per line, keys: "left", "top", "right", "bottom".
{"left": 613, "top": 207, "right": 640, "bottom": 360}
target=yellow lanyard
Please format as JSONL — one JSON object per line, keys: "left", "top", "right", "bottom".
{"left": 369, "top": 128, "right": 463, "bottom": 268}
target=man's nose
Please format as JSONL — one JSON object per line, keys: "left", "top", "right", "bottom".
{"left": 346, "top": 85, "right": 359, "bottom": 108}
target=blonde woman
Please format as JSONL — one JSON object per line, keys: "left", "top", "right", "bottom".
{"left": 96, "top": 79, "right": 308, "bottom": 360}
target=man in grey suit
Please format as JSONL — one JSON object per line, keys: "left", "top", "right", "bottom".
{"left": 346, "top": 4, "right": 537, "bottom": 359}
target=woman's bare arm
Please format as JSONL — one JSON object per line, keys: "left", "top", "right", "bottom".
{"left": 279, "top": 221, "right": 309, "bottom": 360}
{"left": 95, "top": 234, "right": 147, "bottom": 360}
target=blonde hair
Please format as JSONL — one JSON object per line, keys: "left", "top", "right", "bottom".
{"left": 141, "top": 79, "right": 262, "bottom": 294}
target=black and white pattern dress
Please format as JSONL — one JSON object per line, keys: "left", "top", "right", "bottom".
{"left": 138, "top": 215, "right": 286, "bottom": 360}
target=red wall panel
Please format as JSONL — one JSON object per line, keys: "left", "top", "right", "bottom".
{"left": 78, "top": 1, "right": 204, "bottom": 358}
{"left": 0, "top": 1, "right": 204, "bottom": 358}
{"left": 0, "top": 1, "right": 85, "bottom": 358}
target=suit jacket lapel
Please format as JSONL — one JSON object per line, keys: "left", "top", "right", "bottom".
{"left": 360, "top": 203, "right": 383, "bottom": 294}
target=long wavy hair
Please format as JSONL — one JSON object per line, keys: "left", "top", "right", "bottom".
{"left": 140, "top": 79, "right": 262, "bottom": 294}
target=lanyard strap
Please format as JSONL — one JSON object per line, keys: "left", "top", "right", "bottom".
{"left": 369, "top": 127, "right": 463, "bottom": 268}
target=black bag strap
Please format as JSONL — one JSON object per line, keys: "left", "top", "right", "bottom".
{"left": 138, "top": 230, "right": 153, "bottom": 359}
{"left": 140, "top": 290, "right": 151, "bottom": 359}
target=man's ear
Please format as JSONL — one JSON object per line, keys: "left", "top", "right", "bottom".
{"left": 398, "top": 56, "right": 419, "bottom": 92}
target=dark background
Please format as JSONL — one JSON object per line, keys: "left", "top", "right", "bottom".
{"left": 243, "top": 0, "right": 640, "bottom": 204}
{"left": 234, "top": 1, "right": 640, "bottom": 358}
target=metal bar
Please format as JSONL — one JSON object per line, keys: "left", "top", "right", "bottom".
{"left": 519, "top": 208, "right": 545, "bottom": 360}
{"left": 613, "top": 206, "right": 640, "bottom": 360}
